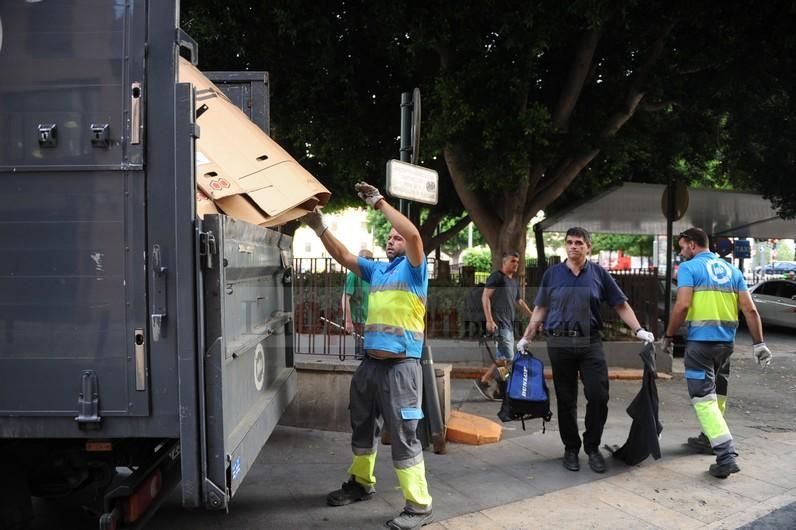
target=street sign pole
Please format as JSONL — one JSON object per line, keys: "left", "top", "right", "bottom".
{"left": 399, "top": 92, "right": 412, "bottom": 215}
{"left": 664, "top": 179, "right": 675, "bottom": 327}
{"left": 397, "top": 91, "right": 446, "bottom": 453}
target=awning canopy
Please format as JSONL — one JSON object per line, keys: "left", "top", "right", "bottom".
{"left": 537, "top": 183, "right": 796, "bottom": 239}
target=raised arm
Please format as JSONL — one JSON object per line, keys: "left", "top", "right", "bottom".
{"left": 355, "top": 181, "right": 423, "bottom": 267}
{"left": 302, "top": 210, "right": 360, "bottom": 274}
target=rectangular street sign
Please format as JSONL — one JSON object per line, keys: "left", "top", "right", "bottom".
{"left": 733, "top": 239, "right": 751, "bottom": 259}
{"left": 385, "top": 159, "right": 439, "bottom": 205}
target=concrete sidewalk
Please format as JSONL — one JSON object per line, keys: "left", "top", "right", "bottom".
{"left": 427, "top": 429, "right": 796, "bottom": 530}
{"left": 137, "top": 349, "right": 796, "bottom": 530}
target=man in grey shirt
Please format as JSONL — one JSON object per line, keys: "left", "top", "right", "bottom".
{"left": 474, "top": 251, "right": 533, "bottom": 400}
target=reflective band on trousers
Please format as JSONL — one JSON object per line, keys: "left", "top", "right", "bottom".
{"left": 717, "top": 395, "right": 727, "bottom": 416}
{"left": 348, "top": 452, "right": 377, "bottom": 488}
{"left": 395, "top": 460, "right": 432, "bottom": 509}
{"left": 365, "top": 323, "right": 424, "bottom": 341}
{"left": 692, "top": 394, "right": 733, "bottom": 447}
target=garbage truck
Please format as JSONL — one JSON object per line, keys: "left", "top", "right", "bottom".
{"left": 0, "top": 1, "right": 328, "bottom": 528}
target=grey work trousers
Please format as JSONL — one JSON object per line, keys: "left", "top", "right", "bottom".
{"left": 684, "top": 341, "right": 737, "bottom": 464}
{"left": 349, "top": 356, "right": 424, "bottom": 469}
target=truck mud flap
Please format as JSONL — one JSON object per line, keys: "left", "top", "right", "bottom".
{"left": 99, "top": 440, "right": 181, "bottom": 530}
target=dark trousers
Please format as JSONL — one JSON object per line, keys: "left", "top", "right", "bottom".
{"left": 547, "top": 338, "right": 609, "bottom": 453}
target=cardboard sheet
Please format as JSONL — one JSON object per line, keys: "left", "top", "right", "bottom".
{"left": 179, "top": 58, "right": 330, "bottom": 226}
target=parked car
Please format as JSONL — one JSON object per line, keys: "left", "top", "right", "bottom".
{"left": 758, "top": 261, "right": 796, "bottom": 277}
{"left": 749, "top": 279, "right": 796, "bottom": 329}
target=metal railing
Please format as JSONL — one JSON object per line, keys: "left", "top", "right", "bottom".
{"left": 292, "top": 257, "right": 664, "bottom": 356}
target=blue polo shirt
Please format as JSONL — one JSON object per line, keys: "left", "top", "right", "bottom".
{"left": 357, "top": 255, "right": 427, "bottom": 358}
{"left": 677, "top": 251, "right": 747, "bottom": 342}
{"left": 534, "top": 261, "right": 627, "bottom": 335}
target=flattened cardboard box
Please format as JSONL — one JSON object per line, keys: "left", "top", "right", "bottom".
{"left": 179, "top": 58, "right": 330, "bottom": 226}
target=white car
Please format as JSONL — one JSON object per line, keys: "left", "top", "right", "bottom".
{"left": 749, "top": 279, "right": 796, "bottom": 329}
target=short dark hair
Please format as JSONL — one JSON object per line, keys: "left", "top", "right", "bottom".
{"left": 565, "top": 226, "right": 591, "bottom": 245}
{"left": 678, "top": 227, "right": 709, "bottom": 248}
{"left": 502, "top": 251, "right": 519, "bottom": 261}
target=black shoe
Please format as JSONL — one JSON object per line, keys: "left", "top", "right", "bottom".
{"left": 587, "top": 450, "right": 607, "bottom": 473}
{"left": 326, "top": 476, "right": 375, "bottom": 506}
{"left": 563, "top": 450, "right": 580, "bottom": 471}
{"left": 474, "top": 380, "right": 494, "bottom": 401}
{"left": 687, "top": 433, "right": 713, "bottom": 455}
{"left": 709, "top": 461, "right": 740, "bottom": 479}
{"left": 386, "top": 510, "right": 433, "bottom": 530}
{"left": 491, "top": 386, "right": 504, "bottom": 400}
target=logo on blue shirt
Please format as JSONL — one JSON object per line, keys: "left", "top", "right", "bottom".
{"left": 706, "top": 259, "right": 733, "bottom": 285}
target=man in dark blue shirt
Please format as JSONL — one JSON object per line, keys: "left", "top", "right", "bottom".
{"left": 518, "top": 227, "right": 654, "bottom": 474}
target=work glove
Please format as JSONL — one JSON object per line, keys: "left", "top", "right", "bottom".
{"left": 635, "top": 328, "right": 655, "bottom": 344}
{"left": 753, "top": 342, "right": 773, "bottom": 367}
{"left": 301, "top": 209, "right": 329, "bottom": 237}
{"left": 355, "top": 181, "right": 384, "bottom": 208}
{"left": 661, "top": 337, "right": 674, "bottom": 358}
{"left": 516, "top": 337, "right": 529, "bottom": 352}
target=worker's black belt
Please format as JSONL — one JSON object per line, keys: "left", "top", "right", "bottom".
{"left": 547, "top": 329, "right": 581, "bottom": 337}
{"left": 547, "top": 329, "right": 600, "bottom": 337}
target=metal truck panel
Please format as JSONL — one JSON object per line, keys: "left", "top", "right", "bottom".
{"left": 201, "top": 214, "right": 296, "bottom": 507}
{"left": 204, "top": 71, "right": 271, "bottom": 135}
{"left": 0, "top": 0, "right": 146, "bottom": 169}
{"left": 0, "top": 166, "right": 148, "bottom": 419}
{"left": 0, "top": 0, "right": 297, "bottom": 516}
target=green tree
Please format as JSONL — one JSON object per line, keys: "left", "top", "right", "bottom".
{"left": 367, "top": 209, "right": 483, "bottom": 257}
{"left": 461, "top": 248, "right": 492, "bottom": 273}
{"left": 182, "top": 1, "right": 796, "bottom": 264}
{"left": 775, "top": 240, "right": 795, "bottom": 262}
{"left": 591, "top": 234, "right": 654, "bottom": 256}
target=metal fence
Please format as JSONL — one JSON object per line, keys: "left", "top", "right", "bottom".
{"left": 292, "top": 257, "right": 663, "bottom": 357}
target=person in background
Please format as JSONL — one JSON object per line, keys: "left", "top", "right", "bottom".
{"left": 474, "top": 252, "right": 533, "bottom": 400}
{"left": 342, "top": 248, "right": 373, "bottom": 359}
{"left": 663, "top": 228, "right": 772, "bottom": 478}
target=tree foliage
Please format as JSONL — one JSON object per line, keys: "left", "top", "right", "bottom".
{"left": 181, "top": 1, "right": 796, "bottom": 267}
{"left": 591, "top": 234, "right": 654, "bottom": 256}
{"left": 461, "top": 248, "right": 493, "bottom": 273}
{"left": 366, "top": 209, "right": 483, "bottom": 256}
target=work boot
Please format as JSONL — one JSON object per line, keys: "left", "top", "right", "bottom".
{"left": 473, "top": 380, "right": 494, "bottom": 401}
{"left": 586, "top": 449, "right": 607, "bottom": 474}
{"left": 326, "top": 476, "right": 375, "bottom": 506}
{"left": 386, "top": 509, "right": 433, "bottom": 530}
{"left": 709, "top": 461, "right": 741, "bottom": 479}
{"left": 563, "top": 450, "right": 580, "bottom": 472}
{"left": 686, "top": 432, "right": 713, "bottom": 455}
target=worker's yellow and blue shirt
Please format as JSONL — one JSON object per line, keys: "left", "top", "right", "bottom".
{"left": 357, "top": 255, "right": 427, "bottom": 358}
{"left": 677, "top": 251, "right": 747, "bottom": 342}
